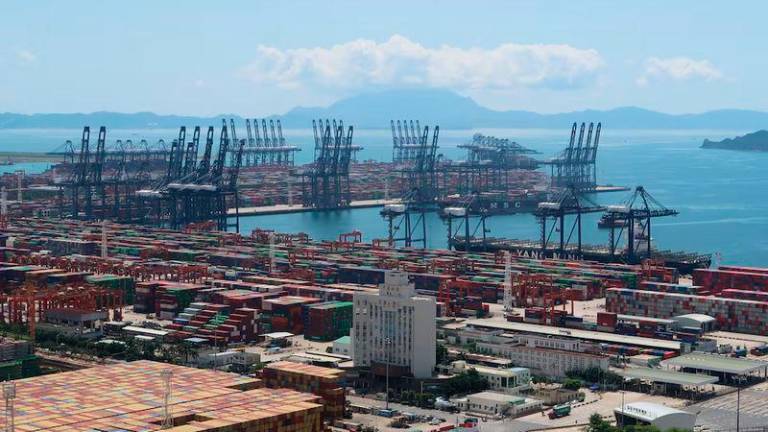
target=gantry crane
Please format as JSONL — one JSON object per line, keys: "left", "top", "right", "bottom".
{"left": 600, "top": 186, "right": 678, "bottom": 262}
{"left": 535, "top": 185, "right": 605, "bottom": 257}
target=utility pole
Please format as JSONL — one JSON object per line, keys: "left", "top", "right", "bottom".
{"left": 503, "top": 251, "right": 513, "bottom": 313}
{"left": 268, "top": 232, "right": 276, "bottom": 274}
{"left": 15, "top": 171, "right": 22, "bottom": 204}
{"left": 101, "top": 220, "right": 108, "bottom": 259}
{"left": 620, "top": 378, "right": 626, "bottom": 429}
{"left": 1, "top": 187, "right": 7, "bottom": 229}
{"left": 385, "top": 336, "right": 391, "bottom": 410}
{"left": 161, "top": 369, "right": 173, "bottom": 429}
{"left": 287, "top": 180, "right": 293, "bottom": 207}
{"left": 736, "top": 376, "right": 741, "bottom": 432}
{"left": 3, "top": 382, "right": 15, "bottom": 432}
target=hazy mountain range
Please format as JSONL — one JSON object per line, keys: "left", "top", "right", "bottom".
{"left": 2, "top": 89, "right": 767, "bottom": 130}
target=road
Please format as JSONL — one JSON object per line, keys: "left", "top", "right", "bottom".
{"left": 687, "top": 382, "right": 768, "bottom": 431}
{"left": 347, "top": 395, "right": 546, "bottom": 432}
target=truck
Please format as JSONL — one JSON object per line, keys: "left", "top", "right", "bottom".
{"left": 732, "top": 347, "right": 748, "bottom": 358}
{"left": 548, "top": 404, "right": 572, "bottom": 419}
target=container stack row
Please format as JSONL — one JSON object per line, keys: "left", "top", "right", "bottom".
{"left": 606, "top": 287, "right": 768, "bottom": 335}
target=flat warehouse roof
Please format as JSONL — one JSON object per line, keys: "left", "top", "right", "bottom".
{"left": 663, "top": 352, "right": 768, "bottom": 375}
{"left": 465, "top": 320, "right": 681, "bottom": 351}
{"left": 618, "top": 314, "right": 676, "bottom": 325}
{"left": 619, "top": 367, "right": 718, "bottom": 386}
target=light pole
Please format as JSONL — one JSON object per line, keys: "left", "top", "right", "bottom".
{"left": 736, "top": 374, "right": 743, "bottom": 432}
{"left": 619, "top": 378, "right": 626, "bottom": 429}
{"left": 384, "top": 337, "right": 392, "bottom": 410}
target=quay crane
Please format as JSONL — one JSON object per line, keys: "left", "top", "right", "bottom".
{"left": 534, "top": 185, "right": 605, "bottom": 258}
{"left": 600, "top": 186, "right": 678, "bottom": 261}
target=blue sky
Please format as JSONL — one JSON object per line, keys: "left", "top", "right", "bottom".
{"left": 2, "top": 1, "right": 765, "bottom": 115}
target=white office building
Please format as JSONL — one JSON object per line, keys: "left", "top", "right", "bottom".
{"left": 439, "top": 360, "right": 532, "bottom": 394}
{"left": 444, "top": 327, "right": 609, "bottom": 378}
{"left": 454, "top": 391, "right": 542, "bottom": 417}
{"left": 351, "top": 271, "right": 436, "bottom": 378}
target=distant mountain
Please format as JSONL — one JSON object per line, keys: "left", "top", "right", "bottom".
{"left": 2, "top": 89, "right": 768, "bottom": 129}
{"left": 702, "top": 130, "right": 768, "bottom": 151}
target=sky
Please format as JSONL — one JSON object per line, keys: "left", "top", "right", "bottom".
{"left": 1, "top": 0, "right": 766, "bottom": 116}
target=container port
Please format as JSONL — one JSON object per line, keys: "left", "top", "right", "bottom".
{"left": 0, "top": 30, "right": 752, "bottom": 432}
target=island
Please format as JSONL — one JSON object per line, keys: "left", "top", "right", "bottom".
{"left": 702, "top": 130, "right": 768, "bottom": 151}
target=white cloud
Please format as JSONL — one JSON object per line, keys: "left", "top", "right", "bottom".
{"left": 239, "top": 35, "right": 604, "bottom": 91}
{"left": 637, "top": 56, "right": 722, "bottom": 86}
{"left": 16, "top": 49, "right": 37, "bottom": 63}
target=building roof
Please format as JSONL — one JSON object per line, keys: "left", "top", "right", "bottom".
{"left": 619, "top": 367, "right": 718, "bottom": 386}
{"left": 5, "top": 360, "right": 322, "bottom": 432}
{"left": 450, "top": 361, "right": 526, "bottom": 377}
{"left": 465, "top": 391, "right": 525, "bottom": 403}
{"left": 123, "top": 326, "right": 170, "bottom": 337}
{"left": 334, "top": 335, "right": 351, "bottom": 345}
{"left": 265, "top": 360, "right": 344, "bottom": 379}
{"left": 618, "top": 314, "right": 676, "bottom": 325}
{"left": 465, "top": 320, "right": 681, "bottom": 351}
{"left": 614, "top": 402, "right": 693, "bottom": 423}
{"left": 663, "top": 352, "right": 768, "bottom": 375}
{"left": 265, "top": 295, "right": 319, "bottom": 305}
{"left": 311, "top": 301, "right": 353, "bottom": 309}
{"left": 260, "top": 331, "right": 294, "bottom": 339}
{"left": 673, "top": 314, "right": 716, "bottom": 323}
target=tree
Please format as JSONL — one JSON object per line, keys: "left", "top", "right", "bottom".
{"left": 442, "top": 368, "right": 489, "bottom": 397}
{"left": 436, "top": 343, "right": 448, "bottom": 364}
{"left": 586, "top": 413, "right": 617, "bottom": 432}
{"left": 563, "top": 378, "right": 582, "bottom": 390}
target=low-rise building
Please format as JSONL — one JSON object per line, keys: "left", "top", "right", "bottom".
{"left": 333, "top": 335, "right": 352, "bottom": 357}
{"left": 439, "top": 360, "right": 531, "bottom": 394}
{"left": 197, "top": 350, "right": 260, "bottom": 372}
{"left": 614, "top": 402, "right": 696, "bottom": 430}
{"left": 479, "top": 342, "right": 609, "bottom": 378}
{"left": 447, "top": 327, "right": 609, "bottom": 378}
{"left": 454, "top": 391, "right": 541, "bottom": 417}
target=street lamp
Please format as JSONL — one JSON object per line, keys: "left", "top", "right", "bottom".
{"left": 619, "top": 378, "right": 626, "bottom": 429}
{"left": 384, "top": 337, "right": 392, "bottom": 410}
{"left": 736, "top": 374, "right": 744, "bottom": 432}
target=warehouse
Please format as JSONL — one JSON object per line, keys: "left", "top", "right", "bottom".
{"left": 614, "top": 402, "right": 696, "bottom": 430}
{"left": 662, "top": 352, "right": 768, "bottom": 383}
{"left": 465, "top": 320, "right": 682, "bottom": 352}
{"left": 454, "top": 391, "right": 542, "bottom": 417}
{"left": 5, "top": 360, "right": 324, "bottom": 431}
{"left": 618, "top": 367, "right": 718, "bottom": 399}
{"left": 672, "top": 314, "right": 717, "bottom": 332}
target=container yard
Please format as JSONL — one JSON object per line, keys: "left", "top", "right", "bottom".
{"left": 0, "top": 215, "right": 763, "bottom": 430}
{"left": 6, "top": 360, "right": 324, "bottom": 431}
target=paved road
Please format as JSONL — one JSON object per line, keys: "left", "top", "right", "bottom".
{"left": 347, "top": 395, "right": 547, "bottom": 432}
{"left": 687, "top": 386, "right": 768, "bottom": 430}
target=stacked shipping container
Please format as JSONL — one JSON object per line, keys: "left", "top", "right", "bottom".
{"left": 606, "top": 288, "right": 768, "bottom": 335}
